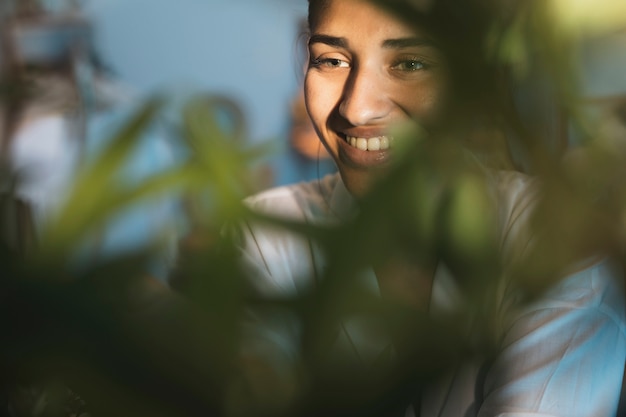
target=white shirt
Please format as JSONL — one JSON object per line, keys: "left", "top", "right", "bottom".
{"left": 239, "top": 171, "right": 626, "bottom": 417}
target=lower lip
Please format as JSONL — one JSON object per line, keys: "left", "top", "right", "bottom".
{"left": 337, "top": 135, "right": 392, "bottom": 169}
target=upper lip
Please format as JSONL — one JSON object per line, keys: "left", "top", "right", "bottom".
{"left": 340, "top": 128, "right": 390, "bottom": 139}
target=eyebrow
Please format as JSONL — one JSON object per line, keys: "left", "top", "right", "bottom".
{"left": 382, "top": 37, "right": 436, "bottom": 49}
{"left": 308, "top": 34, "right": 436, "bottom": 50}
{"left": 308, "top": 34, "right": 348, "bottom": 48}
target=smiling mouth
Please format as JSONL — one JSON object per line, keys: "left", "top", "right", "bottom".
{"left": 345, "top": 135, "right": 394, "bottom": 151}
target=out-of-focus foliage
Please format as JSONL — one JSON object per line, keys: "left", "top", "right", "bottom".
{"left": 1, "top": 94, "right": 271, "bottom": 416}
{"left": 1, "top": 0, "right": 626, "bottom": 416}
{"left": 549, "top": 0, "right": 626, "bottom": 36}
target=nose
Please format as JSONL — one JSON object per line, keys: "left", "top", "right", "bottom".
{"left": 338, "top": 66, "right": 391, "bottom": 126}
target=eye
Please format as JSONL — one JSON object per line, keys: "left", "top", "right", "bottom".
{"left": 392, "top": 58, "right": 426, "bottom": 72}
{"left": 310, "top": 57, "right": 350, "bottom": 69}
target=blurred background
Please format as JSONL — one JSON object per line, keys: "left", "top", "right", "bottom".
{"left": 3, "top": 0, "right": 331, "bottom": 195}
{"left": 1, "top": 0, "right": 337, "bottom": 279}
{"left": 83, "top": 0, "right": 308, "bottom": 148}
{"left": 83, "top": 0, "right": 339, "bottom": 187}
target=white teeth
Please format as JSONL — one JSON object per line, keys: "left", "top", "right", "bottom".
{"left": 380, "top": 136, "right": 389, "bottom": 150}
{"left": 346, "top": 136, "right": 391, "bottom": 151}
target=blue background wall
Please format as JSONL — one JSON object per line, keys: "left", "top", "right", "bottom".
{"left": 82, "top": 0, "right": 309, "bottom": 146}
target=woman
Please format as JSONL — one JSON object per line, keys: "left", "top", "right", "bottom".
{"left": 238, "top": 0, "right": 626, "bottom": 416}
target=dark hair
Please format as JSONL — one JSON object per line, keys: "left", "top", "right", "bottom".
{"left": 307, "top": 0, "right": 329, "bottom": 32}
{"left": 389, "top": 0, "right": 502, "bottom": 113}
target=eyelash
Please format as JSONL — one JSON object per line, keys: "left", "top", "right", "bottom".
{"left": 309, "top": 57, "right": 348, "bottom": 69}
{"left": 391, "top": 57, "right": 428, "bottom": 72}
{"left": 309, "top": 55, "right": 431, "bottom": 72}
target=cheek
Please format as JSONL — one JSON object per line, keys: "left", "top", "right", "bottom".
{"left": 304, "top": 74, "right": 336, "bottom": 135}
{"left": 400, "top": 75, "right": 450, "bottom": 126}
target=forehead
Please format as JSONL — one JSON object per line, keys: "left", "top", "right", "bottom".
{"left": 311, "top": 0, "right": 420, "bottom": 37}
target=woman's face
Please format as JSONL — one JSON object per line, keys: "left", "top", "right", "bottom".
{"left": 305, "top": 0, "right": 449, "bottom": 197}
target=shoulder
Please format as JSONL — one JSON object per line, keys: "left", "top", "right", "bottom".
{"left": 490, "top": 170, "right": 626, "bottom": 330}
{"left": 486, "top": 170, "right": 539, "bottom": 263}
{"left": 238, "top": 173, "right": 343, "bottom": 295}
{"left": 489, "top": 170, "right": 538, "bottom": 225}
{"left": 244, "top": 172, "right": 342, "bottom": 222}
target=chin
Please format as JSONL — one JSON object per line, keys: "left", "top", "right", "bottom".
{"left": 340, "top": 168, "right": 379, "bottom": 200}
